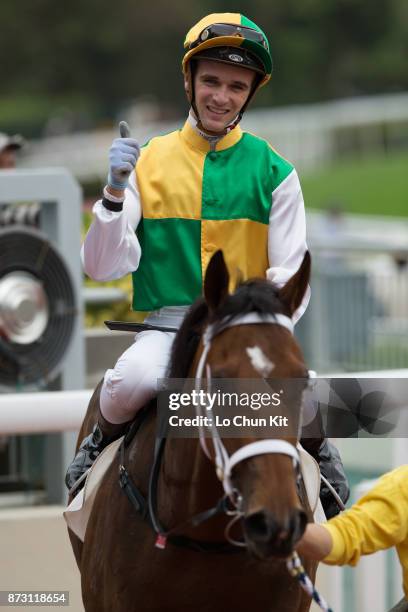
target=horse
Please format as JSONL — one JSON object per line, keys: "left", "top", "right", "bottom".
{"left": 68, "top": 249, "right": 317, "bottom": 612}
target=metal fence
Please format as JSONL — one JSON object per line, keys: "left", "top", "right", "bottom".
{"left": 297, "top": 239, "right": 408, "bottom": 373}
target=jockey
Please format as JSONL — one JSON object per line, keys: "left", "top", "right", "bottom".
{"left": 65, "top": 13, "right": 349, "bottom": 517}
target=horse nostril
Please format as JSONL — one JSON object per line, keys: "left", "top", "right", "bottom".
{"left": 244, "top": 510, "right": 278, "bottom": 543}
{"left": 244, "top": 508, "right": 308, "bottom": 550}
{"left": 292, "top": 508, "right": 308, "bottom": 541}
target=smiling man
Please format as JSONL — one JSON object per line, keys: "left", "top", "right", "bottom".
{"left": 66, "top": 13, "right": 349, "bottom": 518}
{"left": 191, "top": 60, "right": 255, "bottom": 133}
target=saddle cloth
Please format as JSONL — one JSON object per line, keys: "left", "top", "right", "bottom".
{"left": 63, "top": 436, "right": 124, "bottom": 541}
{"left": 63, "top": 439, "right": 326, "bottom": 542}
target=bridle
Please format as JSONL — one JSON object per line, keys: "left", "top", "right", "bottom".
{"left": 193, "top": 311, "right": 301, "bottom": 500}
{"left": 118, "top": 310, "right": 306, "bottom": 551}
{"left": 116, "top": 310, "right": 334, "bottom": 610}
{"left": 190, "top": 312, "right": 334, "bottom": 611}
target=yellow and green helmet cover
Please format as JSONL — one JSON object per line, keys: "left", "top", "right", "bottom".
{"left": 182, "top": 13, "right": 273, "bottom": 94}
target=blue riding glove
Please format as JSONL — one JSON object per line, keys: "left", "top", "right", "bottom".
{"left": 107, "top": 121, "right": 140, "bottom": 191}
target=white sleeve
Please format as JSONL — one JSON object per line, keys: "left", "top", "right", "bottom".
{"left": 266, "top": 168, "right": 310, "bottom": 323}
{"left": 81, "top": 171, "right": 142, "bottom": 281}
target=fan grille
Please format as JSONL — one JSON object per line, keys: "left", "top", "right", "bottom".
{"left": 0, "top": 227, "right": 77, "bottom": 387}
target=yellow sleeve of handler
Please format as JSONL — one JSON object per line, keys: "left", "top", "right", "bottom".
{"left": 322, "top": 465, "right": 408, "bottom": 573}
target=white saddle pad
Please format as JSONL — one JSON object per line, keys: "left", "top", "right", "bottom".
{"left": 63, "top": 438, "right": 325, "bottom": 543}
{"left": 63, "top": 436, "right": 124, "bottom": 541}
{"left": 297, "top": 443, "right": 326, "bottom": 524}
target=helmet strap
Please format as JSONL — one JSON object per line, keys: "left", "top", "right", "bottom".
{"left": 189, "top": 107, "right": 240, "bottom": 139}
{"left": 238, "top": 72, "right": 262, "bottom": 116}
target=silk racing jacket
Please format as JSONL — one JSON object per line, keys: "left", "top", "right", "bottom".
{"left": 82, "top": 114, "right": 310, "bottom": 321}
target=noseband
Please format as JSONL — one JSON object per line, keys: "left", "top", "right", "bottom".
{"left": 194, "top": 312, "right": 301, "bottom": 498}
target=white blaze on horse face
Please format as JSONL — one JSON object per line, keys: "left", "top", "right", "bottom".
{"left": 246, "top": 346, "right": 275, "bottom": 377}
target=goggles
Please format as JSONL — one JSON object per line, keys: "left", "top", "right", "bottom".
{"left": 189, "top": 23, "right": 268, "bottom": 51}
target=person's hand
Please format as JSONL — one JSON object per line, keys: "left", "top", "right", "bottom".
{"left": 296, "top": 523, "right": 333, "bottom": 561}
{"left": 107, "top": 121, "right": 140, "bottom": 191}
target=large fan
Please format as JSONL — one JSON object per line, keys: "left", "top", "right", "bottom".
{"left": 0, "top": 226, "right": 77, "bottom": 388}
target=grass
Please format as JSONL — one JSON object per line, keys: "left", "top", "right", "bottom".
{"left": 300, "top": 150, "right": 408, "bottom": 217}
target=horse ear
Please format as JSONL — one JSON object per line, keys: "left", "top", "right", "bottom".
{"left": 278, "top": 251, "right": 311, "bottom": 316}
{"left": 204, "top": 250, "right": 230, "bottom": 312}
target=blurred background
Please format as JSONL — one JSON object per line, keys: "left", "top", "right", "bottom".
{"left": 0, "top": 1, "right": 407, "bottom": 610}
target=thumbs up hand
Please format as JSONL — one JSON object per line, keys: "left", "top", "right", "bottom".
{"left": 107, "top": 121, "right": 140, "bottom": 191}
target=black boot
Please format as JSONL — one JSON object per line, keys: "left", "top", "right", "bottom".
{"left": 301, "top": 396, "right": 350, "bottom": 519}
{"left": 316, "top": 439, "right": 350, "bottom": 518}
{"left": 301, "top": 436, "right": 350, "bottom": 518}
{"left": 65, "top": 410, "right": 129, "bottom": 495}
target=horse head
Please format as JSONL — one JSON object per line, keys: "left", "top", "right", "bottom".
{"left": 194, "top": 249, "right": 311, "bottom": 560}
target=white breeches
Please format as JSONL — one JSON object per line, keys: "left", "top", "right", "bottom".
{"left": 100, "top": 330, "right": 176, "bottom": 424}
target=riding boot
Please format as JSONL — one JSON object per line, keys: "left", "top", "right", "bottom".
{"left": 319, "top": 439, "right": 350, "bottom": 518}
{"left": 301, "top": 436, "right": 350, "bottom": 519}
{"left": 65, "top": 410, "right": 130, "bottom": 495}
{"left": 388, "top": 597, "right": 408, "bottom": 612}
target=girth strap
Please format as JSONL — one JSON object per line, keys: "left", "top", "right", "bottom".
{"left": 119, "top": 465, "right": 148, "bottom": 519}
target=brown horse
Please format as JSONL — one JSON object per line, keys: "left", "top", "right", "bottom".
{"left": 69, "top": 250, "right": 317, "bottom": 612}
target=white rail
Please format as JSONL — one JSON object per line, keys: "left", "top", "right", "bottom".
{"left": 1, "top": 368, "right": 407, "bottom": 435}
{"left": 0, "top": 390, "right": 92, "bottom": 434}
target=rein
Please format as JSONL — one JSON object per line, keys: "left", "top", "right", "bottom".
{"left": 119, "top": 420, "right": 242, "bottom": 554}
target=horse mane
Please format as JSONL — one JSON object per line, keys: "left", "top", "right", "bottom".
{"left": 167, "top": 279, "right": 285, "bottom": 379}
{"left": 213, "top": 279, "right": 286, "bottom": 325}
{"left": 167, "top": 298, "right": 208, "bottom": 378}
